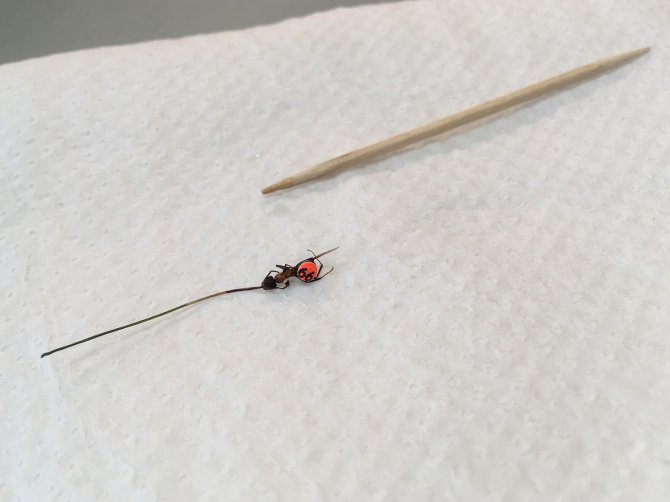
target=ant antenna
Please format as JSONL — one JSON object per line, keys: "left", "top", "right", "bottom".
{"left": 40, "top": 285, "right": 262, "bottom": 358}
{"left": 313, "top": 247, "right": 339, "bottom": 260}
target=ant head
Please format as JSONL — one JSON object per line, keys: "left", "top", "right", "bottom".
{"left": 262, "top": 275, "right": 278, "bottom": 290}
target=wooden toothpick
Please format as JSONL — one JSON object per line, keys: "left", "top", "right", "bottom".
{"left": 261, "top": 46, "right": 650, "bottom": 194}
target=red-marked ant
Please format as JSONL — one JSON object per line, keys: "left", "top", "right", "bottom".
{"left": 261, "top": 247, "right": 338, "bottom": 290}
{"left": 41, "top": 247, "right": 338, "bottom": 358}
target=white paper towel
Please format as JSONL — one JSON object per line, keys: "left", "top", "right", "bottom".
{"left": 2, "top": 1, "right": 669, "bottom": 500}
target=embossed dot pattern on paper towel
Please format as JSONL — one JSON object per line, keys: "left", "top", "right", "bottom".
{"left": 2, "top": 1, "right": 670, "bottom": 500}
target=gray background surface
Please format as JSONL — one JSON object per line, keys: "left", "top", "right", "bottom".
{"left": 0, "top": 0, "right": 388, "bottom": 65}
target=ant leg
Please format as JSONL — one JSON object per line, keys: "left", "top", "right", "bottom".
{"left": 277, "top": 280, "right": 290, "bottom": 289}
{"left": 311, "top": 267, "right": 334, "bottom": 282}
{"left": 306, "top": 251, "right": 325, "bottom": 271}
{"left": 313, "top": 258, "right": 328, "bottom": 278}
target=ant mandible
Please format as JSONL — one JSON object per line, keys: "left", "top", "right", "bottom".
{"left": 41, "top": 247, "right": 339, "bottom": 358}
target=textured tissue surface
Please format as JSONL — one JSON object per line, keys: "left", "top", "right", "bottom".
{"left": 2, "top": 1, "right": 670, "bottom": 500}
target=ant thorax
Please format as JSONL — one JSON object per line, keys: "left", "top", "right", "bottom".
{"left": 273, "top": 265, "right": 295, "bottom": 284}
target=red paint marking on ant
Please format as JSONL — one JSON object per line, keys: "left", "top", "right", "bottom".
{"left": 40, "top": 247, "right": 338, "bottom": 358}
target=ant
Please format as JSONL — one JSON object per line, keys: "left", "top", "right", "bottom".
{"left": 261, "top": 247, "right": 338, "bottom": 290}
{"left": 41, "top": 247, "right": 338, "bottom": 358}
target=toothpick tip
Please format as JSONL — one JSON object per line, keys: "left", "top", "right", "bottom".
{"left": 627, "top": 46, "right": 651, "bottom": 58}
{"left": 261, "top": 179, "right": 291, "bottom": 194}
{"left": 601, "top": 46, "right": 651, "bottom": 70}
